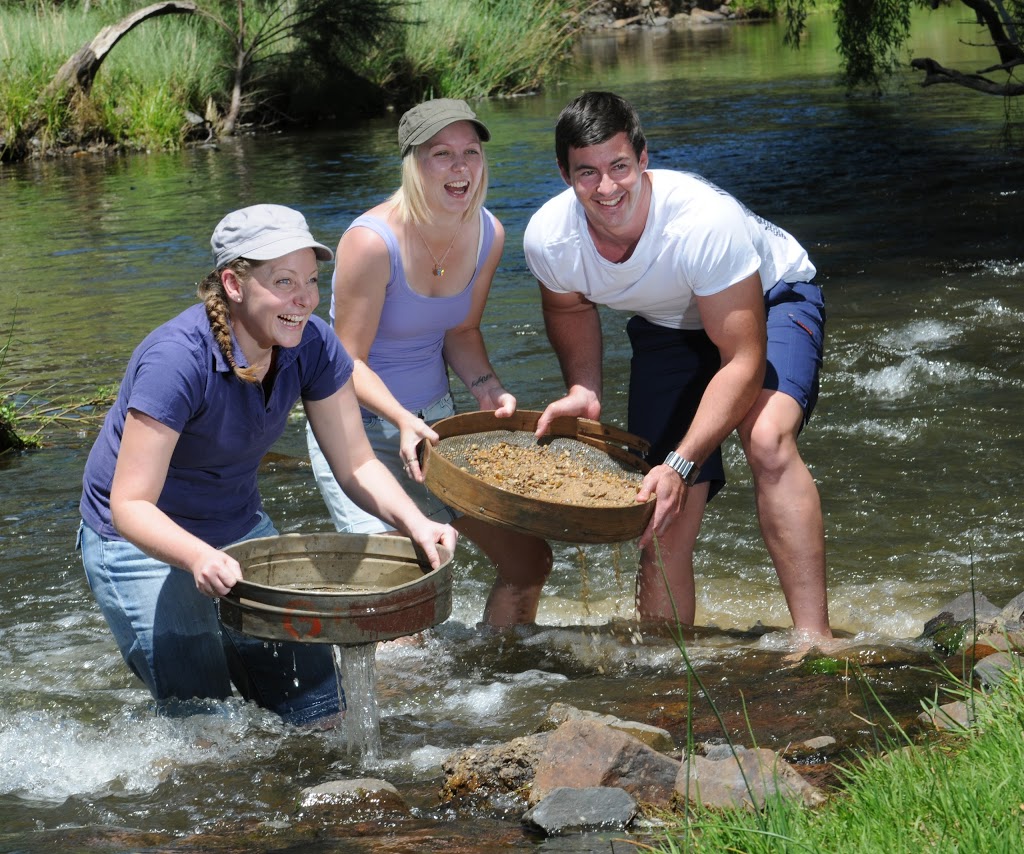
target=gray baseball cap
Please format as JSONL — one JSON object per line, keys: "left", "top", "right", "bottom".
{"left": 211, "top": 204, "right": 333, "bottom": 268}
{"left": 397, "top": 98, "right": 491, "bottom": 157}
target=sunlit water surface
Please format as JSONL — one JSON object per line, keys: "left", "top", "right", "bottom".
{"left": 1, "top": 8, "right": 1022, "bottom": 852}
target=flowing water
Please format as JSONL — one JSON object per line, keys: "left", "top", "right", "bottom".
{"left": 1, "top": 8, "right": 1022, "bottom": 852}
{"left": 334, "top": 644, "right": 383, "bottom": 760}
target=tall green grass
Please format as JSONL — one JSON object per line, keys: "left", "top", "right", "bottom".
{"left": 93, "top": 14, "right": 223, "bottom": 150}
{"left": 359, "top": 0, "right": 584, "bottom": 99}
{"left": 653, "top": 658, "right": 1024, "bottom": 853}
{"left": 0, "top": 0, "right": 588, "bottom": 157}
{"left": 0, "top": 2, "right": 224, "bottom": 152}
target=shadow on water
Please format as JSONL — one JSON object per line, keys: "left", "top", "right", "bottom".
{"left": 2, "top": 8, "right": 1022, "bottom": 853}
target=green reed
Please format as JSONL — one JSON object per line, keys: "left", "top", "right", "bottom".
{"left": 331, "top": 0, "right": 586, "bottom": 100}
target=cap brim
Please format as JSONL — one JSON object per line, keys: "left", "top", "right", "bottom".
{"left": 402, "top": 118, "right": 491, "bottom": 156}
{"left": 218, "top": 232, "right": 334, "bottom": 266}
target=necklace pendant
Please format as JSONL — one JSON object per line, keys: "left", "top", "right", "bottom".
{"left": 432, "top": 265, "right": 444, "bottom": 277}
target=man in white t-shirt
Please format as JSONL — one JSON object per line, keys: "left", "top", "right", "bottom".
{"left": 524, "top": 91, "right": 831, "bottom": 640}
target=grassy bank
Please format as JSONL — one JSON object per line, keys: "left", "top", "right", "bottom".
{"left": 0, "top": 0, "right": 584, "bottom": 160}
{"left": 655, "top": 660, "right": 1024, "bottom": 852}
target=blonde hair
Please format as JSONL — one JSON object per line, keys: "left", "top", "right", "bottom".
{"left": 196, "top": 259, "right": 261, "bottom": 384}
{"left": 386, "top": 141, "right": 489, "bottom": 226}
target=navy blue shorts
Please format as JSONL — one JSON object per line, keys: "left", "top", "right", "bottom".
{"left": 626, "top": 280, "right": 825, "bottom": 500}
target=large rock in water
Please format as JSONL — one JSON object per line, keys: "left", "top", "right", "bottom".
{"left": 529, "top": 719, "right": 680, "bottom": 807}
{"left": 440, "top": 732, "right": 551, "bottom": 803}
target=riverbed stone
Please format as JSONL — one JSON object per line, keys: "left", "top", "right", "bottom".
{"left": 999, "top": 591, "right": 1024, "bottom": 622}
{"left": 782, "top": 735, "right": 839, "bottom": 761}
{"left": 440, "top": 732, "right": 550, "bottom": 803}
{"left": 677, "top": 747, "right": 825, "bottom": 810}
{"left": 974, "top": 651, "right": 1023, "bottom": 690}
{"left": 298, "top": 778, "right": 410, "bottom": 821}
{"left": 544, "top": 702, "right": 676, "bottom": 753}
{"left": 522, "top": 786, "right": 638, "bottom": 835}
{"left": 923, "top": 592, "right": 1001, "bottom": 630}
{"left": 529, "top": 719, "right": 679, "bottom": 807}
{"left": 918, "top": 699, "right": 975, "bottom": 731}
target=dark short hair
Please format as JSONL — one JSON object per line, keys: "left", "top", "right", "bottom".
{"left": 554, "top": 91, "right": 647, "bottom": 173}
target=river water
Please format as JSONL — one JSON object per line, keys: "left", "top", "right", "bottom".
{"left": 1, "top": 8, "right": 1022, "bottom": 852}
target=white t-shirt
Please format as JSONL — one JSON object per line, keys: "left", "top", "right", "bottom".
{"left": 523, "top": 169, "right": 816, "bottom": 330}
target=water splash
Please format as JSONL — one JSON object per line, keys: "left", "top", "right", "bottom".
{"left": 0, "top": 703, "right": 277, "bottom": 802}
{"left": 332, "top": 643, "right": 382, "bottom": 760}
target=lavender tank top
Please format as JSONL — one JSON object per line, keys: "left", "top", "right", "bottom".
{"left": 329, "top": 208, "right": 496, "bottom": 413}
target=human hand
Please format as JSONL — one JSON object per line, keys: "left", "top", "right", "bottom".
{"left": 192, "top": 548, "right": 244, "bottom": 598}
{"left": 535, "top": 388, "right": 601, "bottom": 438}
{"left": 399, "top": 417, "right": 438, "bottom": 484}
{"left": 408, "top": 521, "right": 458, "bottom": 570}
{"left": 636, "top": 465, "right": 686, "bottom": 549}
{"left": 490, "top": 391, "right": 516, "bottom": 418}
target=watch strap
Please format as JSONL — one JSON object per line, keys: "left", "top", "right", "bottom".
{"left": 663, "top": 451, "right": 701, "bottom": 486}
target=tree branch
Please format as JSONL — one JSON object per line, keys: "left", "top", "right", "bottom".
{"left": 910, "top": 56, "right": 1024, "bottom": 95}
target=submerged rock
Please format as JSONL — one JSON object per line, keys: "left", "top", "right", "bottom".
{"left": 298, "top": 778, "right": 410, "bottom": 821}
{"left": 543, "top": 701, "right": 676, "bottom": 753}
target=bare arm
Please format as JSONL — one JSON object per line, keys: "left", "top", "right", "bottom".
{"left": 675, "top": 272, "right": 767, "bottom": 461}
{"left": 333, "top": 224, "right": 440, "bottom": 480}
{"left": 636, "top": 272, "right": 767, "bottom": 546}
{"left": 442, "top": 218, "right": 515, "bottom": 416}
{"left": 304, "top": 380, "right": 457, "bottom": 568}
{"left": 535, "top": 282, "right": 604, "bottom": 436}
{"left": 110, "top": 410, "right": 244, "bottom": 597}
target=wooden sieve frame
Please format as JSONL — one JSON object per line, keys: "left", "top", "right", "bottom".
{"left": 417, "top": 410, "right": 655, "bottom": 543}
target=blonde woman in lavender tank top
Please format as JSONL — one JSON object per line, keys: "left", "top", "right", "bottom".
{"left": 306, "top": 99, "right": 552, "bottom": 628}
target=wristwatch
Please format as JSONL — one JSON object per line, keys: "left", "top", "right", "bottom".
{"left": 663, "top": 451, "right": 701, "bottom": 487}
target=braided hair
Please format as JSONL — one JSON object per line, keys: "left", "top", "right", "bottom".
{"left": 196, "top": 259, "right": 260, "bottom": 384}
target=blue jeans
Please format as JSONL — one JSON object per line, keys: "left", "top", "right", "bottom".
{"left": 78, "top": 512, "right": 341, "bottom": 725}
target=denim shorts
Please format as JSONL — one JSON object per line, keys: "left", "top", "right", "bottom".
{"left": 306, "top": 391, "right": 461, "bottom": 533}
{"left": 763, "top": 279, "right": 825, "bottom": 423}
{"left": 78, "top": 512, "right": 341, "bottom": 725}
{"left": 626, "top": 280, "right": 825, "bottom": 500}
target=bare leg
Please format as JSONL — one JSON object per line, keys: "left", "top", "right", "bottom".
{"left": 455, "top": 516, "right": 552, "bottom": 628}
{"left": 738, "top": 390, "right": 831, "bottom": 638}
{"left": 635, "top": 481, "right": 709, "bottom": 623}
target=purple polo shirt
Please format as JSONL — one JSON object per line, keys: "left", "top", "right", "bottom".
{"left": 80, "top": 303, "right": 352, "bottom": 547}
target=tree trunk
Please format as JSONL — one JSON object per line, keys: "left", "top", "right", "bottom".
{"left": 45, "top": 1, "right": 198, "bottom": 98}
{"left": 0, "top": 1, "right": 199, "bottom": 160}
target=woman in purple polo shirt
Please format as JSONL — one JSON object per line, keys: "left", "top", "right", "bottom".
{"left": 305, "top": 99, "right": 553, "bottom": 629}
{"left": 79, "top": 204, "right": 457, "bottom": 726}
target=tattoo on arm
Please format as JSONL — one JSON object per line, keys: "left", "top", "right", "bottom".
{"left": 470, "top": 373, "right": 495, "bottom": 389}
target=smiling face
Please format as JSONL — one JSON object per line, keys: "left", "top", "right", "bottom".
{"left": 415, "top": 120, "right": 485, "bottom": 215}
{"left": 561, "top": 131, "right": 651, "bottom": 247}
{"left": 225, "top": 248, "right": 320, "bottom": 356}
